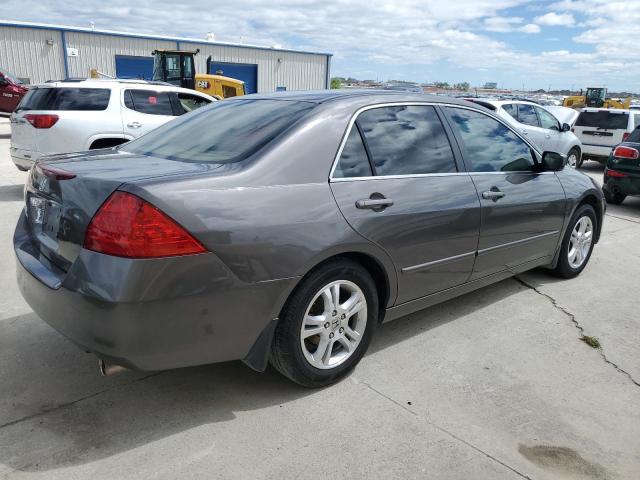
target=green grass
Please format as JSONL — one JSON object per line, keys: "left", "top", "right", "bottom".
{"left": 581, "top": 335, "right": 601, "bottom": 349}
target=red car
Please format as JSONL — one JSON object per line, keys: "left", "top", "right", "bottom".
{"left": 0, "top": 70, "right": 28, "bottom": 113}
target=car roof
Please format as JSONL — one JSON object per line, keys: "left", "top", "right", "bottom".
{"left": 230, "top": 89, "right": 478, "bottom": 108}
{"left": 32, "top": 79, "right": 215, "bottom": 99}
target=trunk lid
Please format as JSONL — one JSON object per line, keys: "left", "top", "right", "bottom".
{"left": 24, "top": 149, "right": 222, "bottom": 272}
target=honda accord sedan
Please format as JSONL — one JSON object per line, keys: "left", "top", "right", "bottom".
{"left": 15, "top": 91, "right": 605, "bottom": 387}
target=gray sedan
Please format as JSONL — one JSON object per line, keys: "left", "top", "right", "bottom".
{"left": 14, "top": 91, "right": 604, "bottom": 387}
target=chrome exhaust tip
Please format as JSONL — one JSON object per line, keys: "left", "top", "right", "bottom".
{"left": 99, "top": 359, "right": 128, "bottom": 376}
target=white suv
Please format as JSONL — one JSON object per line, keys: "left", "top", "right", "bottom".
{"left": 466, "top": 99, "right": 583, "bottom": 167}
{"left": 573, "top": 108, "right": 640, "bottom": 166}
{"left": 10, "top": 79, "right": 215, "bottom": 171}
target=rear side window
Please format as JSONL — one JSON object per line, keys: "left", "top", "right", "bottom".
{"left": 576, "top": 111, "right": 629, "bottom": 129}
{"left": 17, "top": 88, "right": 110, "bottom": 111}
{"left": 502, "top": 104, "right": 517, "bottom": 120}
{"left": 356, "top": 105, "right": 457, "bottom": 175}
{"left": 517, "top": 104, "right": 539, "bottom": 127}
{"left": 125, "top": 89, "right": 173, "bottom": 116}
{"left": 222, "top": 85, "right": 238, "bottom": 98}
{"left": 122, "top": 99, "right": 314, "bottom": 164}
{"left": 634, "top": 114, "right": 640, "bottom": 128}
{"left": 333, "top": 127, "right": 373, "bottom": 178}
{"left": 445, "top": 107, "right": 535, "bottom": 172}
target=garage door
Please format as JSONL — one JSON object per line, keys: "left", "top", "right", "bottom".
{"left": 115, "top": 55, "right": 154, "bottom": 80}
{"left": 208, "top": 62, "right": 258, "bottom": 94}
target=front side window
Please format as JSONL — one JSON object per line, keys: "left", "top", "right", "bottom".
{"left": 125, "top": 89, "right": 174, "bottom": 116}
{"left": 176, "top": 93, "right": 211, "bottom": 114}
{"left": 333, "top": 127, "right": 373, "bottom": 178}
{"left": 356, "top": 105, "right": 457, "bottom": 176}
{"left": 165, "top": 55, "right": 181, "bottom": 81}
{"left": 536, "top": 107, "right": 560, "bottom": 130}
{"left": 445, "top": 107, "right": 535, "bottom": 172}
{"left": 517, "top": 104, "right": 540, "bottom": 127}
{"left": 121, "top": 99, "right": 314, "bottom": 164}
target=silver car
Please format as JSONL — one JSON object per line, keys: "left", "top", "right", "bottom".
{"left": 467, "top": 99, "right": 583, "bottom": 168}
{"left": 15, "top": 91, "right": 604, "bottom": 387}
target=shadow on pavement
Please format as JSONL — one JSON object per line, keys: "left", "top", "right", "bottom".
{"left": 0, "top": 276, "right": 544, "bottom": 472}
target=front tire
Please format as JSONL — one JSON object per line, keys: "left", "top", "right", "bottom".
{"left": 551, "top": 204, "right": 596, "bottom": 279}
{"left": 567, "top": 147, "right": 582, "bottom": 169}
{"left": 270, "top": 259, "right": 378, "bottom": 387}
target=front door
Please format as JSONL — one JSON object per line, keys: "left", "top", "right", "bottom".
{"left": 330, "top": 104, "right": 481, "bottom": 304}
{"left": 443, "top": 106, "right": 566, "bottom": 280}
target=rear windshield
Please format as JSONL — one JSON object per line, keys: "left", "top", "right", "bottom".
{"left": 17, "top": 87, "right": 111, "bottom": 111}
{"left": 121, "top": 99, "right": 315, "bottom": 164}
{"left": 576, "top": 111, "right": 629, "bottom": 129}
{"left": 627, "top": 127, "right": 640, "bottom": 143}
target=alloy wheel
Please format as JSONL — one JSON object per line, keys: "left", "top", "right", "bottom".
{"left": 300, "top": 280, "right": 367, "bottom": 369}
{"left": 568, "top": 216, "right": 593, "bottom": 269}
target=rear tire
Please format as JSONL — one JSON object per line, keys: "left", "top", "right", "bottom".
{"left": 567, "top": 147, "right": 582, "bottom": 169}
{"left": 270, "top": 259, "right": 378, "bottom": 388}
{"left": 604, "top": 189, "right": 626, "bottom": 205}
{"left": 551, "top": 204, "right": 596, "bottom": 279}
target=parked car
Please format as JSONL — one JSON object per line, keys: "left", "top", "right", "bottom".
{"left": 573, "top": 108, "right": 640, "bottom": 167}
{"left": 465, "top": 99, "right": 583, "bottom": 168}
{"left": 602, "top": 125, "right": 640, "bottom": 205}
{"left": 14, "top": 92, "right": 604, "bottom": 387}
{"left": 10, "top": 78, "right": 215, "bottom": 171}
{"left": 0, "top": 69, "right": 28, "bottom": 113}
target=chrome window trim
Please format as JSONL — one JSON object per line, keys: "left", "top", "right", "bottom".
{"left": 328, "top": 102, "right": 543, "bottom": 182}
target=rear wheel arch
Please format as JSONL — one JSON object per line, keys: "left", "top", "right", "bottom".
{"left": 89, "top": 137, "right": 129, "bottom": 150}
{"left": 576, "top": 194, "right": 602, "bottom": 243}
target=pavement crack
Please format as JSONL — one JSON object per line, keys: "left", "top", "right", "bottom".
{"left": 361, "top": 381, "right": 533, "bottom": 480}
{"left": 606, "top": 213, "right": 640, "bottom": 225}
{"left": 0, "top": 371, "right": 163, "bottom": 431}
{"left": 514, "top": 276, "right": 640, "bottom": 389}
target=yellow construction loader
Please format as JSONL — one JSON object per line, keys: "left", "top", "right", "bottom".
{"left": 563, "top": 87, "right": 630, "bottom": 109}
{"left": 151, "top": 49, "right": 245, "bottom": 99}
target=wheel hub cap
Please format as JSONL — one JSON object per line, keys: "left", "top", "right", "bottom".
{"left": 568, "top": 216, "right": 593, "bottom": 269}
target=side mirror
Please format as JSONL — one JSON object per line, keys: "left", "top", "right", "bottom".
{"left": 541, "top": 151, "right": 565, "bottom": 171}
{"left": 561, "top": 122, "right": 571, "bottom": 132}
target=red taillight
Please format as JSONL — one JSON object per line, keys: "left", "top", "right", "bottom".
{"left": 622, "top": 132, "right": 630, "bottom": 142}
{"left": 36, "top": 164, "right": 76, "bottom": 180}
{"left": 23, "top": 114, "right": 59, "bottom": 129}
{"left": 84, "top": 191, "right": 206, "bottom": 258}
{"left": 606, "top": 169, "right": 627, "bottom": 178}
{"left": 612, "top": 145, "right": 639, "bottom": 160}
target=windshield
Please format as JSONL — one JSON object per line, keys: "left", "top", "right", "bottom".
{"left": 121, "top": 99, "right": 315, "bottom": 164}
{"left": 576, "top": 111, "right": 629, "bottom": 130}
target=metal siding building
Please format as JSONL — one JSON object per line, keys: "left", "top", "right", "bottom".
{"left": 0, "top": 21, "right": 331, "bottom": 92}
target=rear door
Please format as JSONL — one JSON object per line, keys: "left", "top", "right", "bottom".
{"left": 443, "top": 106, "right": 566, "bottom": 280}
{"left": 121, "top": 89, "right": 176, "bottom": 138}
{"left": 574, "top": 109, "right": 630, "bottom": 148}
{"left": 330, "top": 104, "right": 481, "bottom": 304}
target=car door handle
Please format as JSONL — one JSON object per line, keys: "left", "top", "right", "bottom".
{"left": 355, "top": 198, "right": 394, "bottom": 209}
{"left": 482, "top": 189, "right": 506, "bottom": 201}
{"left": 545, "top": 134, "right": 551, "bottom": 139}
{"left": 127, "top": 122, "right": 142, "bottom": 129}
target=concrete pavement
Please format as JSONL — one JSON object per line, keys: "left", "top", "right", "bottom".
{"left": 0, "top": 119, "right": 638, "bottom": 479}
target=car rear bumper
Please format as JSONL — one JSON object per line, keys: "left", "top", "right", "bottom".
{"left": 582, "top": 144, "right": 613, "bottom": 159}
{"left": 603, "top": 173, "right": 640, "bottom": 196}
{"left": 10, "top": 146, "right": 41, "bottom": 170}
{"left": 14, "top": 212, "right": 297, "bottom": 371}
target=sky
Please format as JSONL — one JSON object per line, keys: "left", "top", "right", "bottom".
{"left": 2, "top": 0, "right": 638, "bottom": 92}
